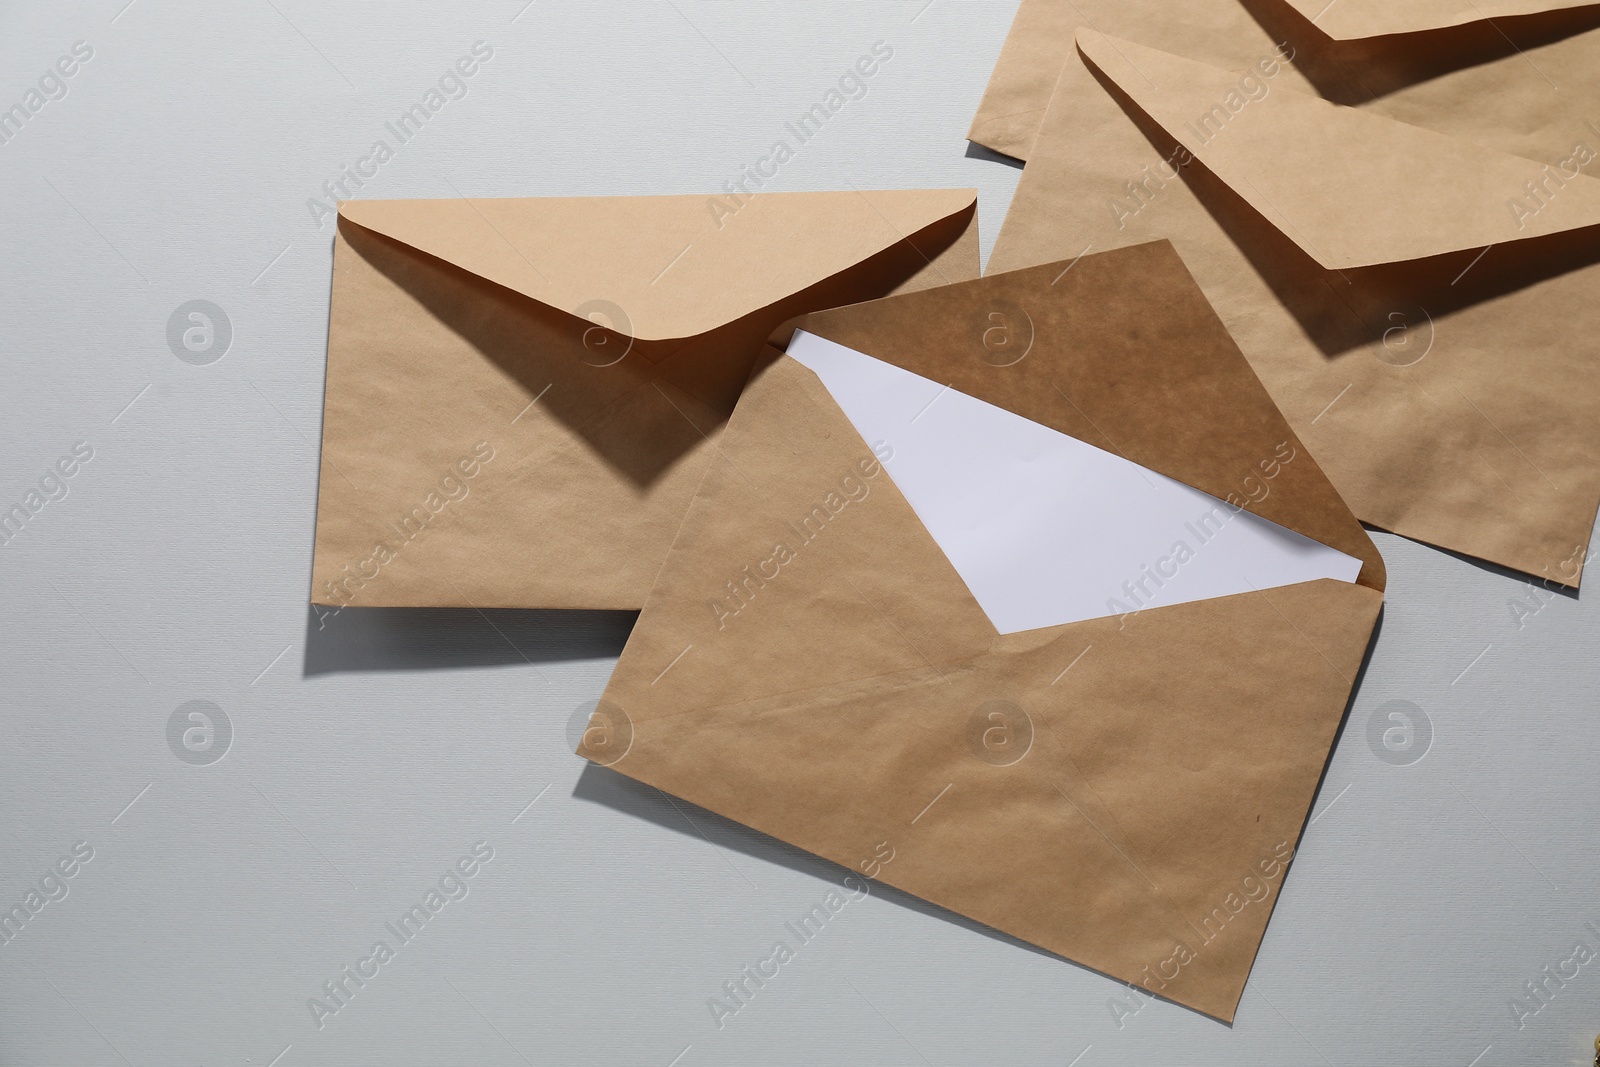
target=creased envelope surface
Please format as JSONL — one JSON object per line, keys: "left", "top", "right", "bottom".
{"left": 581, "top": 243, "right": 1383, "bottom": 1021}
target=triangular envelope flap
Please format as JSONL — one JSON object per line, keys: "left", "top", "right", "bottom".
{"left": 1074, "top": 31, "right": 1600, "bottom": 270}
{"left": 786, "top": 330, "right": 1363, "bottom": 632}
{"left": 792, "top": 241, "right": 1385, "bottom": 591}
{"left": 1280, "top": 0, "right": 1597, "bottom": 39}
{"left": 338, "top": 189, "right": 976, "bottom": 342}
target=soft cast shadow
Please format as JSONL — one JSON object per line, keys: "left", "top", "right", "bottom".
{"left": 964, "top": 140, "right": 1025, "bottom": 170}
{"left": 1425, "top": 541, "right": 1584, "bottom": 597}
{"left": 303, "top": 604, "right": 636, "bottom": 676}
{"left": 573, "top": 762, "right": 1073, "bottom": 964}
{"left": 571, "top": 761, "right": 1234, "bottom": 1023}
{"left": 1304, "top": 602, "right": 1383, "bottom": 820}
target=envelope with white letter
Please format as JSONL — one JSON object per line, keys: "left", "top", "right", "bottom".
{"left": 578, "top": 241, "right": 1385, "bottom": 1021}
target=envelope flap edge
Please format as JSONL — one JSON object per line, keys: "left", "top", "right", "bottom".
{"left": 337, "top": 189, "right": 978, "bottom": 342}
{"left": 792, "top": 241, "right": 1386, "bottom": 592}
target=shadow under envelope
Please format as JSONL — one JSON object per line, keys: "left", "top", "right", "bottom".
{"left": 303, "top": 603, "right": 637, "bottom": 676}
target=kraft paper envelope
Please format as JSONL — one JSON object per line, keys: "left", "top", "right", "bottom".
{"left": 987, "top": 24, "right": 1600, "bottom": 585}
{"left": 578, "top": 241, "right": 1385, "bottom": 1021}
{"left": 966, "top": 0, "right": 1600, "bottom": 161}
{"left": 310, "top": 189, "right": 978, "bottom": 613}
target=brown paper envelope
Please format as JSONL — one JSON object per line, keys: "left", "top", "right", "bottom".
{"left": 965, "top": 0, "right": 1600, "bottom": 159}
{"left": 989, "top": 29, "right": 1600, "bottom": 584}
{"left": 579, "top": 242, "right": 1385, "bottom": 1022}
{"left": 310, "top": 189, "right": 979, "bottom": 612}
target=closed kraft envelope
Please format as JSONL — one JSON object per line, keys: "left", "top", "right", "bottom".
{"left": 310, "top": 189, "right": 978, "bottom": 613}
{"left": 983, "top": 7, "right": 1600, "bottom": 585}
{"left": 578, "top": 240, "right": 1385, "bottom": 1021}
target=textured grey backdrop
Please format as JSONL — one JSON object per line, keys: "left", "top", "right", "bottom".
{"left": 2, "top": 1, "right": 1598, "bottom": 1065}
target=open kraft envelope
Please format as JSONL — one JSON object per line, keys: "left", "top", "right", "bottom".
{"left": 310, "top": 189, "right": 978, "bottom": 613}
{"left": 578, "top": 241, "right": 1386, "bottom": 1022}
{"left": 988, "top": 26, "right": 1600, "bottom": 586}
{"left": 966, "top": 0, "right": 1600, "bottom": 161}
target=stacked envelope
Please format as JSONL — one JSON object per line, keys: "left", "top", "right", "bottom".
{"left": 972, "top": 0, "right": 1600, "bottom": 583}
{"left": 308, "top": 0, "right": 1600, "bottom": 1024}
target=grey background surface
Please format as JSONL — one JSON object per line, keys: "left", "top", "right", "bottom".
{"left": 2, "top": 1, "right": 1597, "bottom": 1064}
